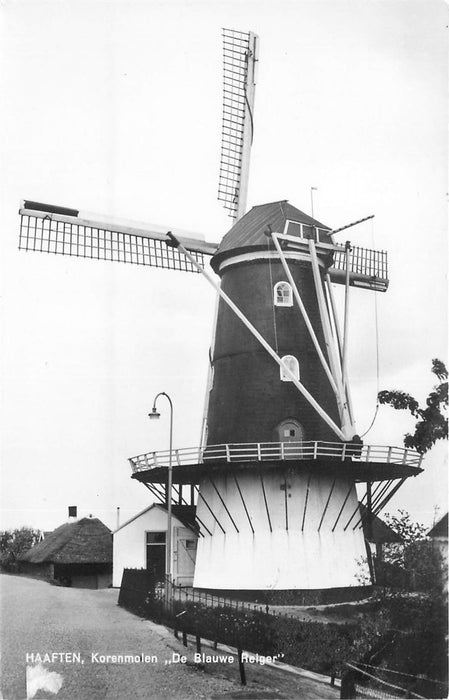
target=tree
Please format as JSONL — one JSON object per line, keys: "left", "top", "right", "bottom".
{"left": 380, "top": 510, "right": 442, "bottom": 594}
{"left": 378, "top": 358, "right": 448, "bottom": 454}
{"left": 382, "top": 509, "right": 427, "bottom": 564}
{"left": 0, "top": 527, "right": 41, "bottom": 570}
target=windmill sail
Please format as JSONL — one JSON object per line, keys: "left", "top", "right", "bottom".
{"left": 19, "top": 201, "right": 218, "bottom": 273}
{"left": 218, "top": 28, "right": 258, "bottom": 221}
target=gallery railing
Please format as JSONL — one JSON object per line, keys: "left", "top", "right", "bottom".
{"left": 129, "top": 441, "right": 423, "bottom": 474}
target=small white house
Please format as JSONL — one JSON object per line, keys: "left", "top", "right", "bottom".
{"left": 428, "top": 513, "right": 448, "bottom": 592}
{"left": 112, "top": 504, "right": 198, "bottom": 588}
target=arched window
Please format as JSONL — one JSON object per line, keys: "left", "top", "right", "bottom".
{"left": 280, "top": 355, "right": 300, "bottom": 382}
{"left": 274, "top": 281, "right": 293, "bottom": 307}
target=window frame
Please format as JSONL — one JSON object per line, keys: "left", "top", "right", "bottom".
{"left": 280, "top": 355, "right": 300, "bottom": 382}
{"left": 274, "top": 281, "right": 293, "bottom": 307}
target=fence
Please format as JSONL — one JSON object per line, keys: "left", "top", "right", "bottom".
{"left": 341, "top": 661, "right": 448, "bottom": 699}
{"left": 118, "top": 569, "right": 356, "bottom": 678}
{"left": 129, "top": 441, "right": 423, "bottom": 473}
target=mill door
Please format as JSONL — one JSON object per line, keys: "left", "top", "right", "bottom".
{"left": 274, "top": 419, "right": 304, "bottom": 459}
{"left": 173, "top": 527, "right": 198, "bottom": 587}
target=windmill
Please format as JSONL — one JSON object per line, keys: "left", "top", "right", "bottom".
{"left": 18, "top": 28, "right": 423, "bottom": 602}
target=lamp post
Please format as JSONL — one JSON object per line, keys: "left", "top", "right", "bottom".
{"left": 149, "top": 392, "right": 173, "bottom": 607}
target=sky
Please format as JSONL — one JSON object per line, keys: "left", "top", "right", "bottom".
{"left": 0, "top": 0, "right": 447, "bottom": 533}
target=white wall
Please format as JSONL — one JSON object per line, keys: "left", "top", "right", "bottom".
{"left": 112, "top": 506, "right": 197, "bottom": 588}
{"left": 193, "top": 472, "right": 370, "bottom": 591}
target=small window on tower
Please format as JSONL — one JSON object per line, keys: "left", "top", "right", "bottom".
{"left": 274, "top": 281, "right": 293, "bottom": 307}
{"left": 283, "top": 428, "right": 297, "bottom": 438}
{"left": 280, "top": 355, "right": 300, "bottom": 382}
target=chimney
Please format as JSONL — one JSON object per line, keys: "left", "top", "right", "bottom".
{"left": 68, "top": 506, "right": 77, "bottom": 522}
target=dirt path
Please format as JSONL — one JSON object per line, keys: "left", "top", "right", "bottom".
{"left": 1, "top": 574, "right": 339, "bottom": 699}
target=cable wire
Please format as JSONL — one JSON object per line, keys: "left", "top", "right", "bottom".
{"left": 360, "top": 218, "right": 381, "bottom": 438}
{"left": 267, "top": 237, "right": 279, "bottom": 354}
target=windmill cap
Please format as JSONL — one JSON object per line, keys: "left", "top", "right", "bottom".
{"left": 211, "top": 200, "right": 332, "bottom": 272}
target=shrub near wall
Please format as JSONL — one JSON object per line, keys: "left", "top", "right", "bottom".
{"left": 118, "top": 570, "right": 357, "bottom": 675}
{"left": 176, "top": 601, "right": 356, "bottom": 675}
{"left": 118, "top": 569, "right": 160, "bottom": 617}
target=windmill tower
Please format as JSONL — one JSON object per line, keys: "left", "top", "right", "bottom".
{"left": 18, "top": 29, "right": 423, "bottom": 602}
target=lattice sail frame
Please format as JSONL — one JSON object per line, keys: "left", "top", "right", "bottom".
{"left": 18, "top": 202, "right": 388, "bottom": 290}
{"left": 19, "top": 202, "right": 218, "bottom": 273}
{"left": 218, "top": 28, "right": 258, "bottom": 220}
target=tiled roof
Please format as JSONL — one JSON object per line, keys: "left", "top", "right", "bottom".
{"left": 428, "top": 513, "right": 448, "bottom": 539}
{"left": 169, "top": 505, "right": 198, "bottom": 532}
{"left": 359, "top": 504, "right": 403, "bottom": 544}
{"left": 20, "top": 517, "right": 112, "bottom": 564}
{"left": 211, "top": 200, "right": 331, "bottom": 270}
{"left": 113, "top": 503, "right": 198, "bottom": 534}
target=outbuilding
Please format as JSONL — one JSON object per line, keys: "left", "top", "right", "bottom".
{"left": 360, "top": 503, "right": 403, "bottom": 562}
{"left": 428, "top": 513, "right": 448, "bottom": 591}
{"left": 112, "top": 504, "right": 198, "bottom": 588}
{"left": 19, "top": 515, "right": 112, "bottom": 588}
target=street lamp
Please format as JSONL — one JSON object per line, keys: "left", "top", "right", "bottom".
{"left": 149, "top": 392, "right": 173, "bottom": 606}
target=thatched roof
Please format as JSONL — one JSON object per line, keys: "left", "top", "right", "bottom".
{"left": 20, "top": 517, "right": 112, "bottom": 564}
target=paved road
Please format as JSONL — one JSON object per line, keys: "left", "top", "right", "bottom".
{"left": 0, "top": 574, "right": 339, "bottom": 699}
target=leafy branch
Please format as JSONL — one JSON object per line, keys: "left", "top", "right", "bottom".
{"left": 378, "top": 359, "right": 448, "bottom": 454}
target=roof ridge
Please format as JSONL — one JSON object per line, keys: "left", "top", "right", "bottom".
{"left": 252, "top": 199, "right": 289, "bottom": 209}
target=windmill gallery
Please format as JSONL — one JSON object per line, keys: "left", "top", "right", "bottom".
{"left": 18, "top": 29, "right": 423, "bottom": 603}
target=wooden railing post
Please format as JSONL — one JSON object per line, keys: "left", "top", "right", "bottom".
{"left": 237, "top": 646, "right": 247, "bottom": 686}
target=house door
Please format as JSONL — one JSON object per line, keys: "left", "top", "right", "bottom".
{"left": 274, "top": 419, "right": 304, "bottom": 459}
{"left": 146, "top": 531, "right": 166, "bottom": 582}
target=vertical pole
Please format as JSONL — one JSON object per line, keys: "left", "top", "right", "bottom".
{"left": 310, "top": 186, "right": 317, "bottom": 219}
{"left": 236, "top": 33, "right": 258, "bottom": 221}
{"left": 151, "top": 392, "right": 174, "bottom": 609}
{"left": 199, "top": 291, "right": 220, "bottom": 448}
{"left": 167, "top": 397, "right": 173, "bottom": 606}
{"left": 325, "top": 273, "right": 356, "bottom": 429}
{"left": 366, "top": 481, "right": 373, "bottom": 542}
{"left": 237, "top": 646, "right": 247, "bottom": 685}
{"left": 342, "top": 242, "right": 352, "bottom": 395}
{"left": 308, "top": 240, "right": 353, "bottom": 439}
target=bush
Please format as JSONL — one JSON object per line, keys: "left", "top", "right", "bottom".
{"left": 171, "top": 599, "right": 356, "bottom": 675}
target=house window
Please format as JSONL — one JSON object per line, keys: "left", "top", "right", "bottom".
{"left": 280, "top": 355, "right": 300, "bottom": 382}
{"left": 274, "top": 281, "right": 293, "bottom": 307}
{"left": 185, "top": 540, "right": 197, "bottom": 550}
